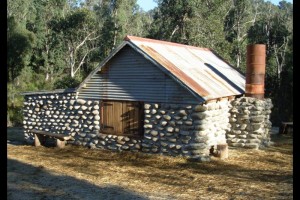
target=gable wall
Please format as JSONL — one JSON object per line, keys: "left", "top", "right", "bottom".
{"left": 77, "top": 45, "right": 199, "bottom": 104}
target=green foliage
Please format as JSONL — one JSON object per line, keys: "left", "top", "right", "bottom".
{"left": 49, "top": 7, "right": 99, "bottom": 77}
{"left": 246, "top": 1, "right": 292, "bottom": 124}
{"left": 7, "top": 17, "right": 36, "bottom": 82}
{"left": 54, "top": 76, "right": 81, "bottom": 89}
{"left": 223, "top": 0, "right": 253, "bottom": 69}
{"left": 25, "top": 0, "right": 68, "bottom": 81}
{"left": 7, "top": 107, "right": 23, "bottom": 127}
{"left": 50, "top": 8, "right": 96, "bottom": 34}
{"left": 149, "top": 0, "right": 195, "bottom": 43}
{"left": 98, "top": 0, "right": 147, "bottom": 58}
{"left": 7, "top": 0, "right": 293, "bottom": 126}
{"left": 247, "top": 20, "right": 268, "bottom": 44}
{"left": 7, "top": 66, "right": 52, "bottom": 126}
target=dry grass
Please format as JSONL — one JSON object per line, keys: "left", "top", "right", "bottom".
{"left": 7, "top": 127, "right": 293, "bottom": 200}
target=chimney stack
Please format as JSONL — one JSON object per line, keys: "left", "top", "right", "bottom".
{"left": 245, "top": 44, "right": 266, "bottom": 99}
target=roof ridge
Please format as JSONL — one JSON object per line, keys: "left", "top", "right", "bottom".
{"left": 124, "top": 35, "right": 211, "bottom": 51}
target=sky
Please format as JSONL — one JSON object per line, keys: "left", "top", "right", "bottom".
{"left": 137, "top": 0, "right": 157, "bottom": 11}
{"left": 137, "top": 0, "right": 293, "bottom": 12}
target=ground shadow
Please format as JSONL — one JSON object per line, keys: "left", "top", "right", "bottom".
{"left": 8, "top": 127, "right": 292, "bottom": 199}
{"left": 7, "top": 127, "right": 26, "bottom": 146}
{"left": 7, "top": 158, "right": 148, "bottom": 200}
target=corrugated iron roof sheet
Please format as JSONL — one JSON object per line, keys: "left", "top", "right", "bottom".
{"left": 21, "top": 88, "right": 76, "bottom": 96}
{"left": 77, "top": 35, "right": 245, "bottom": 102}
{"left": 124, "top": 36, "right": 245, "bottom": 101}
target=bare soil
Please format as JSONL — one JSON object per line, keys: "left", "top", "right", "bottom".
{"left": 7, "top": 127, "right": 293, "bottom": 200}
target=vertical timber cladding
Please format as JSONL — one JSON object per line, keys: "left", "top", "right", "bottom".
{"left": 101, "top": 100, "right": 144, "bottom": 137}
{"left": 77, "top": 45, "right": 199, "bottom": 104}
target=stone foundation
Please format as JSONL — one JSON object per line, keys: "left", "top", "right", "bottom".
{"left": 226, "top": 97, "right": 273, "bottom": 149}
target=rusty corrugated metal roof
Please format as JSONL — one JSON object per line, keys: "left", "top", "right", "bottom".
{"left": 77, "top": 35, "right": 245, "bottom": 102}
{"left": 124, "top": 35, "right": 245, "bottom": 101}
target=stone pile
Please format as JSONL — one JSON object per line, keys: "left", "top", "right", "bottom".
{"left": 226, "top": 97, "right": 273, "bottom": 149}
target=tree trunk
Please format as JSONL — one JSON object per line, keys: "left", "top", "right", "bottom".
{"left": 236, "top": 52, "right": 240, "bottom": 68}
{"left": 71, "top": 66, "right": 74, "bottom": 78}
{"left": 7, "top": 113, "right": 12, "bottom": 127}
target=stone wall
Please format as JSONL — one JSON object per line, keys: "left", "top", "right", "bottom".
{"left": 23, "top": 92, "right": 77, "bottom": 143}
{"left": 226, "top": 97, "right": 273, "bottom": 149}
{"left": 23, "top": 93, "right": 141, "bottom": 151}
{"left": 142, "top": 98, "right": 230, "bottom": 161}
{"left": 23, "top": 92, "right": 231, "bottom": 160}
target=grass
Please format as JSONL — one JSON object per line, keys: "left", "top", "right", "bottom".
{"left": 7, "top": 127, "right": 293, "bottom": 200}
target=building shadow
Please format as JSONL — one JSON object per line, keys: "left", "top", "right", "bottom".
{"left": 7, "top": 158, "right": 148, "bottom": 200}
{"left": 7, "top": 127, "right": 27, "bottom": 146}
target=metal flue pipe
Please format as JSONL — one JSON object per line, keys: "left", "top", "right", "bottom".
{"left": 245, "top": 44, "right": 266, "bottom": 99}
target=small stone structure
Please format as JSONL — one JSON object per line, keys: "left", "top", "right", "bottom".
{"left": 226, "top": 97, "right": 273, "bottom": 149}
{"left": 23, "top": 90, "right": 234, "bottom": 161}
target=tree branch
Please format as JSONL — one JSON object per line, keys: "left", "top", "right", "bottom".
{"left": 75, "top": 31, "right": 96, "bottom": 52}
{"left": 170, "top": 25, "right": 179, "bottom": 40}
{"left": 73, "top": 47, "right": 97, "bottom": 75}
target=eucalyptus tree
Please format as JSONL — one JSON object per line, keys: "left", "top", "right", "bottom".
{"left": 7, "top": 0, "right": 35, "bottom": 26}
{"left": 148, "top": 0, "right": 232, "bottom": 62}
{"left": 25, "top": 0, "right": 68, "bottom": 82}
{"left": 8, "top": 0, "right": 37, "bottom": 125}
{"left": 273, "top": 1, "right": 292, "bottom": 80}
{"left": 49, "top": 8, "right": 99, "bottom": 78}
{"left": 7, "top": 18, "right": 36, "bottom": 83}
{"left": 223, "top": 0, "right": 261, "bottom": 70}
{"left": 247, "top": 1, "right": 292, "bottom": 80}
{"left": 7, "top": 0, "right": 36, "bottom": 82}
{"left": 97, "top": 0, "right": 149, "bottom": 59}
{"left": 148, "top": 0, "right": 195, "bottom": 44}
{"left": 186, "top": 0, "right": 233, "bottom": 62}
{"left": 247, "top": 0, "right": 293, "bottom": 124}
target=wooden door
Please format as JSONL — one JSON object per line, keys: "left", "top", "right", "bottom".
{"left": 101, "top": 101, "right": 143, "bottom": 136}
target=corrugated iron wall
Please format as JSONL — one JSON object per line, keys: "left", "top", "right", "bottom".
{"left": 77, "top": 45, "right": 199, "bottom": 104}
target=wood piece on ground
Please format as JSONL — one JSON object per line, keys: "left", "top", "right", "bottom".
{"left": 34, "top": 134, "right": 41, "bottom": 147}
{"left": 217, "top": 144, "right": 228, "bottom": 159}
{"left": 56, "top": 139, "right": 66, "bottom": 148}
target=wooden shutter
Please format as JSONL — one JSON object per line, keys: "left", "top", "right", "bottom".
{"left": 101, "top": 101, "right": 143, "bottom": 136}
{"left": 122, "top": 101, "right": 143, "bottom": 136}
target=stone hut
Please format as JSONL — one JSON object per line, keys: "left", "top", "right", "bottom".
{"left": 22, "top": 36, "right": 272, "bottom": 161}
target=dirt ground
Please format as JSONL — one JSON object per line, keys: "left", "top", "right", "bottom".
{"left": 7, "top": 127, "right": 293, "bottom": 200}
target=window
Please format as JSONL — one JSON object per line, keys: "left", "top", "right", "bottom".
{"left": 100, "top": 100, "right": 144, "bottom": 137}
